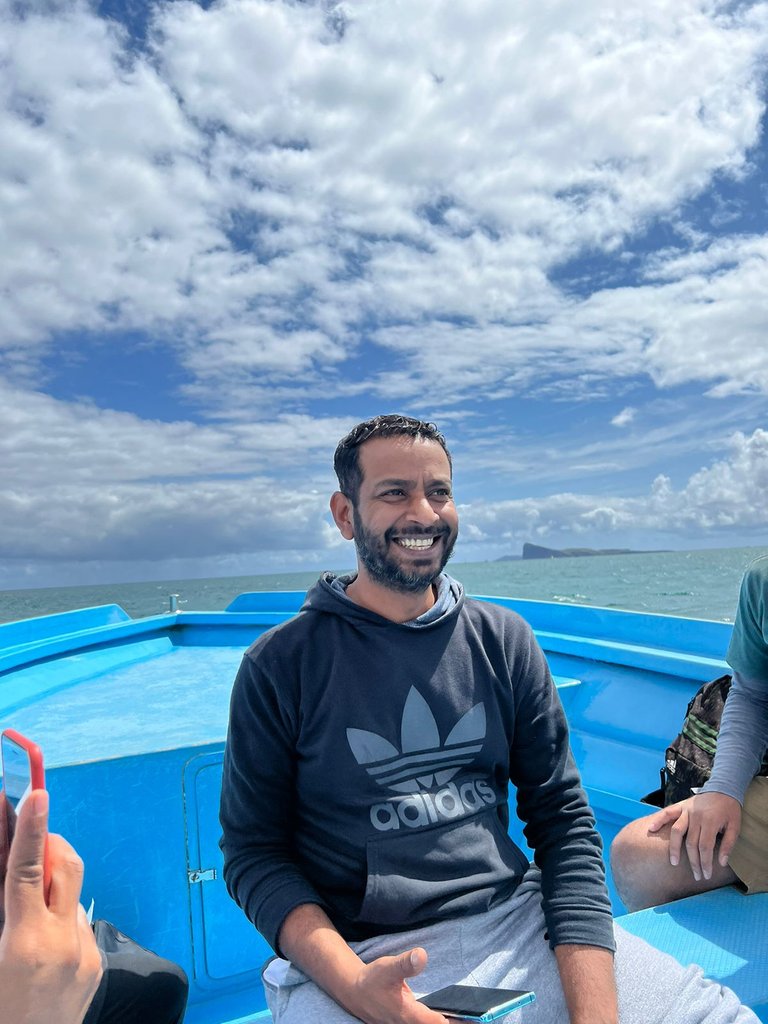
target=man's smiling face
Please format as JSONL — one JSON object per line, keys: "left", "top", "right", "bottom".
{"left": 350, "top": 435, "right": 458, "bottom": 593}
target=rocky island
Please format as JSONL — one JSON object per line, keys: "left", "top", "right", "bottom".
{"left": 496, "top": 543, "right": 656, "bottom": 561}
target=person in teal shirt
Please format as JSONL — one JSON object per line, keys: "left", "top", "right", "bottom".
{"left": 611, "top": 556, "right": 768, "bottom": 911}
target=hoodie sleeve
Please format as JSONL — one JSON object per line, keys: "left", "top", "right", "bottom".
{"left": 726, "top": 559, "right": 768, "bottom": 679}
{"left": 507, "top": 620, "right": 615, "bottom": 953}
{"left": 219, "top": 646, "right": 327, "bottom": 953}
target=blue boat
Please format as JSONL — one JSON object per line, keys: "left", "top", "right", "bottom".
{"left": 1, "top": 592, "right": 766, "bottom": 1023}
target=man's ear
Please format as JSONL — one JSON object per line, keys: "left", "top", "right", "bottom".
{"left": 330, "top": 491, "right": 355, "bottom": 540}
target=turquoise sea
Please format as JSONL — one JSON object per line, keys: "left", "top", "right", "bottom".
{"left": 0, "top": 546, "right": 764, "bottom": 626}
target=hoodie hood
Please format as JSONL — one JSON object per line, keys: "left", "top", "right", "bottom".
{"left": 300, "top": 571, "right": 465, "bottom": 629}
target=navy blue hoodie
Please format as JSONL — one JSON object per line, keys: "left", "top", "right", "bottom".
{"left": 219, "top": 573, "right": 614, "bottom": 955}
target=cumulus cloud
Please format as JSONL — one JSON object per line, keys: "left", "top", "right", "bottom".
{"left": 1, "top": 0, "right": 768, "bottom": 586}
{"left": 611, "top": 407, "right": 636, "bottom": 428}
{"left": 458, "top": 428, "right": 768, "bottom": 554}
{"left": 0, "top": 384, "right": 351, "bottom": 487}
{"left": 1, "top": 0, "right": 767, "bottom": 405}
{"left": 0, "top": 384, "right": 354, "bottom": 574}
{"left": 1, "top": 376, "right": 765, "bottom": 582}
{"left": 0, "top": 478, "right": 332, "bottom": 561}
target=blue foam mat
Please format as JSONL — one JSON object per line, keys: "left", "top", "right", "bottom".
{"left": 616, "top": 887, "right": 768, "bottom": 1009}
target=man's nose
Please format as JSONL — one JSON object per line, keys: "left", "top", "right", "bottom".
{"left": 404, "top": 492, "right": 440, "bottom": 524}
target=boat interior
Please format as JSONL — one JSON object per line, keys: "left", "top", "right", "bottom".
{"left": 0, "top": 593, "right": 766, "bottom": 1023}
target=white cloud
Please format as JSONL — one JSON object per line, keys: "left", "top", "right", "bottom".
{"left": 0, "top": 383, "right": 354, "bottom": 487}
{"left": 1, "top": 0, "right": 767, "bottom": 406}
{"left": 0, "top": 478, "right": 331, "bottom": 561}
{"left": 362, "top": 232, "right": 768, "bottom": 405}
{"left": 1, "top": 370, "right": 765, "bottom": 577}
{"left": 612, "top": 407, "right": 636, "bottom": 428}
{"left": 1, "top": 0, "right": 768, "bottom": 586}
{"left": 458, "top": 428, "right": 768, "bottom": 553}
{"left": 675, "top": 428, "right": 768, "bottom": 526}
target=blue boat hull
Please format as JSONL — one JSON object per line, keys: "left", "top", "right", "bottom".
{"left": 1, "top": 593, "right": 765, "bottom": 1023}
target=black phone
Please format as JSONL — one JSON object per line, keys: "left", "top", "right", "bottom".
{"left": 418, "top": 983, "right": 536, "bottom": 1021}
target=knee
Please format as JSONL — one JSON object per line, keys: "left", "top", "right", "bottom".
{"left": 152, "top": 960, "right": 189, "bottom": 1024}
{"left": 611, "top": 818, "right": 648, "bottom": 870}
{"left": 610, "top": 822, "right": 631, "bottom": 862}
{"left": 103, "top": 958, "right": 189, "bottom": 1024}
{"left": 610, "top": 823, "right": 638, "bottom": 900}
{"left": 610, "top": 818, "right": 667, "bottom": 913}
{"left": 610, "top": 819, "right": 645, "bottom": 874}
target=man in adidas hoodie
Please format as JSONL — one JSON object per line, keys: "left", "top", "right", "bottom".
{"left": 220, "top": 415, "right": 756, "bottom": 1024}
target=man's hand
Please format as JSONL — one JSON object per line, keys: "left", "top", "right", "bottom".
{"left": 646, "top": 792, "right": 741, "bottom": 881}
{"left": 345, "top": 946, "right": 447, "bottom": 1024}
{"left": 278, "top": 903, "right": 445, "bottom": 1023}
{"left": 0, "top": 789, "right": 103, "bottom": 1024}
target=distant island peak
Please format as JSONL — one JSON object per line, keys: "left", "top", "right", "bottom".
{"left": 496, "top": 543, "right": 667, "bottom": 561}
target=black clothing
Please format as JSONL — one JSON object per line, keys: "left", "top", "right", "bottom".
{"left": 83, "top": 920, "right": 188, "bottom": 1024}
{"left": 220, "top": 573, "right": 614, "bottom": 955}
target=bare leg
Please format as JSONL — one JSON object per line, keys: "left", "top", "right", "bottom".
{"left": 610, "top": 814, "right": 737, "bottom": 912}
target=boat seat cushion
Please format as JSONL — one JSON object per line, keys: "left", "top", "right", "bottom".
{"left": 615, "top": 886, "right": 768, "bottom": 1010}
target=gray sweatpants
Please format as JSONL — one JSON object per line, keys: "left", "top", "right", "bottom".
{"left": 262, "top": 867, "right": 758, "bottom": 1024}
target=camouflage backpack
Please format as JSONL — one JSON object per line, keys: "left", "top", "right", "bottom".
{"left": 643, "top": 674, "right": 768, "bottom": 807}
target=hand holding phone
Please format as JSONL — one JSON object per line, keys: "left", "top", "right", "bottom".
{"left": 0, "top": 786, "right": 104, "bottom": 1024}
{"left": 1, "top": 728, "right": 50, "bottom": 897}
{"left": 418, "top": 983, "right": 536, "bottom": 1021}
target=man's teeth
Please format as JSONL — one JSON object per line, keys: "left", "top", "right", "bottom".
{"left": 397, "top": 537, "right": 436, "bottom": 549}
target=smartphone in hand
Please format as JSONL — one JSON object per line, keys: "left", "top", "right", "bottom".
{"left": 1, "top": 728, "right": 50, "bottom": 892}
{"left": 418, "top": 983, "right": 536, "bottom": 1021}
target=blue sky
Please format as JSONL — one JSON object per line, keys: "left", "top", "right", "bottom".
{"left": 1, "top": 0, "right": 768, "bottom": 589}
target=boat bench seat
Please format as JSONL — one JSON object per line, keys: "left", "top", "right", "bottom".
{"left": 552, "top": 671, "right": 664, "bottom": 803}
{"left": 551, "top": 668, "right": 702, "bottom": 806}
{"left": 615, "top": 887, "right": 768, "bottom": 1016}
{"left": 568, "top": 727, "right": 667, "bottom": 805}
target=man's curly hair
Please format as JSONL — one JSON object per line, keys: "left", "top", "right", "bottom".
{"left": 333, "top": 414, "right": 452, "bottom": 503}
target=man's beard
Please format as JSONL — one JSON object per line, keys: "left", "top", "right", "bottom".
{"left": 352, "top": 510, "right": 457, "bottom": 593}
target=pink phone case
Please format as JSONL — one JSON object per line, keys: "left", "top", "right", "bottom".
{"left": 2, "top": 728, "right": 49, "bottom": 893}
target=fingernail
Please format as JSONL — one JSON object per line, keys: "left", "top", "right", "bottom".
{"left": 692, "top": 870, "right": 700, "bottom": 881}
{"left": 670, "top": 855, "right": 678, "bottom": 866}
{"left": 410, "top": 951, "right": 419, "bottom": 968}
{"left": 29, "top": 790, "right": 49, "bottom": 817}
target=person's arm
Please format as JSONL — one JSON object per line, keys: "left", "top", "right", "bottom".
{"left": 507, "top": 621, "right": 617, "bottom": 1021}
{"left": 554, "top": 945, "right": 617, "bottom": 1024}
{"left": 711, "top": 558, "right": 768, "bottom": 801}
{"left": 278, "top": 904, "right": 445, "bottom": 1024}
{"left": 0, "top": 790, "right": 103, "bottom": 1024}
{"left": 704, "top": 671, "right": 768, "bottom": 801}
{"left": 219, "top": 651, "right": 327, "bottom": 949}
{"left": 508, "top": 623, "right": 614, "bottom": 951}
{"left": 220, "top": 653, "right": 445, "bottom": 1024}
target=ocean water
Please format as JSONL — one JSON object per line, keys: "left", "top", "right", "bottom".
{"left": 0, "top": 545, "right": 764, "bottom": 625}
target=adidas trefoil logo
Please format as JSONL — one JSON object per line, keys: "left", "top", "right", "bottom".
{"left": 346, "top": 687, "right": 495, "bottom": 832}
{"left": 347, "top": 686, "right": 486, "bottom": 793}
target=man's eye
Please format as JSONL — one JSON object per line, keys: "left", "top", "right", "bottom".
{"left": 432, "top": 489, "right": 452, "bottom": 499}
